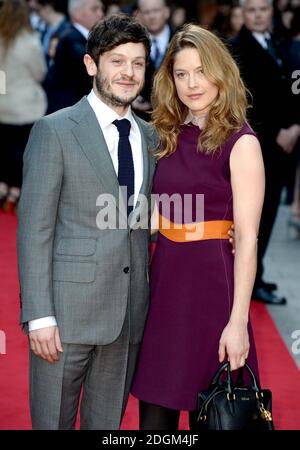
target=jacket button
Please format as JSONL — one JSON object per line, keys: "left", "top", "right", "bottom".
{"left": 123, "top": 267, "right": 130, "bottom": 274}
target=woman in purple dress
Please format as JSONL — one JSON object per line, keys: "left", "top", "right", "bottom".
{"left": 131, "top": 24, "right": 265, "bottom": 429}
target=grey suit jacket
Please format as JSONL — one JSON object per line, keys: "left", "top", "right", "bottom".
{"left": 17, "top": 97, "right": 158, "bottom": 345}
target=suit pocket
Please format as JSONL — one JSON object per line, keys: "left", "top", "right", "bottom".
{"left": 53, "top": 261, "right": 96, "bottom": 283}
{"left": 56, "top": 238, "right": 96, "bottom": 256}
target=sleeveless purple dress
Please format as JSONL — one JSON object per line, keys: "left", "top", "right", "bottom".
{"left": 131, "top": 122, "right": 259, "bottom": 411}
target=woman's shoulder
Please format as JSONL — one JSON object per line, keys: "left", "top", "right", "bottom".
{"left": 225, "top": 122, "right": 257, "bottom": 152}
{"left": 14, "top": 29, "right": 38, "bottom": 42}
{"left": 13, "top": 30, "right": 42, "bottom": 52}
{"left": 239, "top": 122, "right": 256, "bottom": 137}
{"left": 232, "top": 121, "right": 256, "bottom": 140}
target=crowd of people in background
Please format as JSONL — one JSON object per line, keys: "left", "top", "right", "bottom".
{"left": 0, "top": 0, "right": 299, "bottom": 304}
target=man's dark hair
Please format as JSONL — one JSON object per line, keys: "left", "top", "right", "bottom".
{"left": 36, "top": 0, "right": 68, "bottom": 15}
{"left": 86, "top": 14, "right": 151, "bottom": 65}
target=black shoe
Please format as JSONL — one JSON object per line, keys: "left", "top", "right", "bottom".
{"left": 260, "top": 280, "right": 278, "bottom": 292}
{"left": 252, "top": 287, "right": 287, "bottom": 305}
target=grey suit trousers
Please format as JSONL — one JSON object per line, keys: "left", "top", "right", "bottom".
{"left": 29, "top": 314, "right": 140, "bottom": 430}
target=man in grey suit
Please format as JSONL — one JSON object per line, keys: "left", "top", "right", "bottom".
{"left": 17, "top": 14, "right": 157, "bottom": 430}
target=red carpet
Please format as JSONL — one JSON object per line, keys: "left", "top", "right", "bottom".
{"left": 0, "top": 211, "right": 299, "bottom": 430}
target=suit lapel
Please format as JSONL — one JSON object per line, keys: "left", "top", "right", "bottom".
{"left": 135, "top": 113, "right": 150, "bottom": 197}
{"left": 69, "top": 98, "right": 127, "bottom": 220}
{"left": 130, "top": 113, "right": 154, "bottom": 228}
{"left": 241, "top": 27, "right": 282, "bottom": 71}
{"left": 69, "top": 98, "right": 155, "bottom": 229}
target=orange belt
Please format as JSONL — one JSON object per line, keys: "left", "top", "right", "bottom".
{"left": 158, "top": 214, "right": 233, "bottom": 242}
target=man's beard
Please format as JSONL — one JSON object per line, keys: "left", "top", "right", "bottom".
{"left": 95, "top": 70, "right": 143, "bottom": 108}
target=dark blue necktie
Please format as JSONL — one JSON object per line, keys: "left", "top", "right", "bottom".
{"left": 265, "top": 37, "right": 282, "bottom": 66}
{"left": 113, "top": 119, "right": 135, "bottom": 217}
{"left": 152, "top": 38, "right": 162, "bottom": 69}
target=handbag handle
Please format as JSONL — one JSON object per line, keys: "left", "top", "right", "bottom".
{"left": 210, "top": 362, "right": 234, "bottom": 395}
{"left": 210, "top": 362, "right": 230, "bottom": 385}
{"left": 239, "top": 363, "right": 261, "bottom": 391}
{"left": 211, "top": 362, "right": 261, "bottom": 393}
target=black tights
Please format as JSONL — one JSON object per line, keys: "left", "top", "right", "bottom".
{"left": 139, "top": 400, "right": 198, "bottom": 430}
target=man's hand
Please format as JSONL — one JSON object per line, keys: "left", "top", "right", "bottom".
{"left": 29, "top": 326, "right": 63, "bottom": 364}
{"left": 276, "top": 124, "right": 300, "bottom": 154}
{"left": 228, "top": 223, "right": 235, "bottom": 254}
{"left": 132, "top": 95, "right": 151, "bottom": 112}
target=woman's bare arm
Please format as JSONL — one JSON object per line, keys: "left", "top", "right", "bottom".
{"left": 218, "top": 134, "right": 265, "bottom": 370}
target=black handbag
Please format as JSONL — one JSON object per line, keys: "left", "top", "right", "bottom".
{"left": 197, "top": 362, "right": 274, "bottom": 430}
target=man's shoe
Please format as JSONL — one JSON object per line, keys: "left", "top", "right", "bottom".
{"left": 260, "top": 280, "right": 278, "bottom": 292}
{"left": 3, "top": 199, "right": 18, "bottom": 215}
{"left": 0, "top": 195, "right": 7, "bottom": 209}
{"left": 252, "top": 287, "right": 287, "bottom": 305}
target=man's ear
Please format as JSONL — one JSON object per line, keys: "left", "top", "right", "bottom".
{"left": 83, "top": 54, "right": 97, "bottom": 76}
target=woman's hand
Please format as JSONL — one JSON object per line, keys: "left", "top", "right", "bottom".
{"left": 218, "top": 321, "right": 250, "bottom": 371}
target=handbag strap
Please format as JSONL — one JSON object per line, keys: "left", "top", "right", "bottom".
{"left": 211, "top": 362, "right": 234, "bottom": 394}
{"left": 242, "top": 363, "right": 261, "bottom": 391}
{"left": 211, "top": 362, "right": 261, "bottom": 393}
{"left": 211, "top": 362, "right": 230, "bottom": 385}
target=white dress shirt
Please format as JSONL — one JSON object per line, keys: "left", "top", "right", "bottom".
{"left": 72, "top": 22, "right": 89, "bottom": 39}
{"left": 87, "top": 89, "right": 143, "bottom": 207}
{"left": 252, "top": 31, "right": 271, "bottom": 50}
{"left": 29, "top": 89, "right": 143, "bottom": 332}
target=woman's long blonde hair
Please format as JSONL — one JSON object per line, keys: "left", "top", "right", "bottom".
{"left": 152, "top": 23, "right": 249, "bottom": 158}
